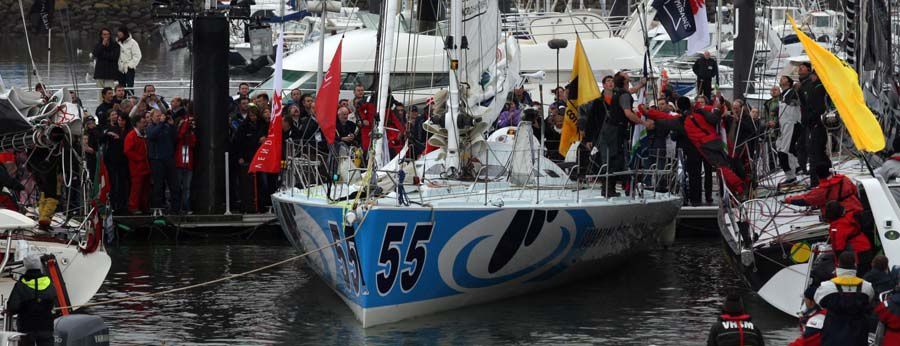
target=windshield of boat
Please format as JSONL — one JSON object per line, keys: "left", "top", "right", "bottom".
{"left": 656, "top": 40, "right": 688, "bottom": 59}
{"left": 890, "top": 186, "right": 900, "bottom": 207}
{"left": 256, "top": 71, "right": 450, "bottom": 94}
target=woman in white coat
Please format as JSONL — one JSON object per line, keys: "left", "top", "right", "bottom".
{"left": 117, "top": 27, "right": 142, "bottom": 94}
{"left": 775, "top": 75, "right": 801, "bottom": 185}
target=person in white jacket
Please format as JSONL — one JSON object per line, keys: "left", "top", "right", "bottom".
{"left": 117, "top": 27, "right": 142, "bottom": 94}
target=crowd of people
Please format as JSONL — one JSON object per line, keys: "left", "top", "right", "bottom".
{"left": 71, "top": 83, "right": 197, "bottom": 216}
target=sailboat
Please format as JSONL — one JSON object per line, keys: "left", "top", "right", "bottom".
{"left": 271, "top": 0, "right": 682, "bottom": 327}
{"left": 0, "top": 86, "right": 112, "bottom": 315}
{"left": 718, "top": 15, "right": 900, "bottom": 317}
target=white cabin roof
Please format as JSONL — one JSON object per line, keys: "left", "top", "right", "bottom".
{"left": 0, "top": 209, "right": 36, "bottom": 230}
{"left": 277, "top": 29, "right": 644, "bottom": 79}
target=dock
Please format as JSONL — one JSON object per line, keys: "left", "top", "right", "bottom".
{"left": 113, "top": 213, "right": 278, "bottom": 231}
{"left": 677, "top": 205, "right": 718, "bottom": 220}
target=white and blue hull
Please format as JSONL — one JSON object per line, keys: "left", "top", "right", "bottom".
{"left": 273, "top": 189, "right": 681, "bottom": 327}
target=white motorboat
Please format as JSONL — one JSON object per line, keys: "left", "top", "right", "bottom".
{"left": 254, "top": 5, "right": 654, "bottom": 104}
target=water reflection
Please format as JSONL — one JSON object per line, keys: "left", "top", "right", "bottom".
{"left": 84, "top": 238, "right": 799, "bottom": 345}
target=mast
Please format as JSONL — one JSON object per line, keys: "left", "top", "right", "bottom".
{"left": 716, "top": 0, "right": 722, "bottom": 74}
{"left": 733, "top": 0, "right": 755, "bottom": 101}
{"left": 374, "top": 0, "right": 400, "bottom": 168}
{"left": 316, "top": 1, "right": 328, "bottom": 89}
{"left": 444, "top": 0, "right": 463, "bottom": 176}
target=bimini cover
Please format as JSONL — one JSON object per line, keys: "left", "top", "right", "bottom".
{"left": 0, "top": 87, "right": 37, "bottom": 136}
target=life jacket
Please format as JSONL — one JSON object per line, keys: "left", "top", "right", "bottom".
{"left": 356, "top": 102, "right": 377, "bottom": 151}
{"left": 786, "top": 174, "right": 863, "bottom": 215}
{"left": 712, "top": 314, "right": 764, "bottom": 346}
{"left": 21, "top": 276, "right": 51, "bottom": 291}
{"left": 790, "top": 308, "right": 826, "bottom": 346}
{"left": 818, "top": 276, "right": 873, "bottom": 346}
{"left": 684, "top": 108, "right": 720, "bottom": 148}
{"left": 875, "top": 294, "right": 900, "bottom": 346}
{"left": 828, "top": 211, "right": 872, "bottom": 253}
{"left": 606, "top": 88, "right": 629, "bottom": 126}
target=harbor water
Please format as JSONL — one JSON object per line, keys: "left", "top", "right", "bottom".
{"left": 87, "top": 237, "right": 799, "bottom": 345}
{"left": 1, "top": 37, "right": 803, "bottom": 344}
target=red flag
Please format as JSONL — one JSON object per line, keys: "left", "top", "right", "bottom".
{"left": 250, "top": 32, "right": 286, "bottom": 174}
{"left": 317, "top": 39, "right": 343, "bottom": 145}
{"left": 97, "top": 160, "right": 110, "bottom": 204}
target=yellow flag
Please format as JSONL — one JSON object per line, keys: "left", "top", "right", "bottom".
{"left": 789, "top": 16, "right": 884, "bottom": 152}
{"left": 559, "top": 37, "right": 602, "bottom": 157}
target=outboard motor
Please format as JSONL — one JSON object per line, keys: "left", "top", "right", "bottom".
{"left": 54, "top": 315, "right": 109, "bottom": 345}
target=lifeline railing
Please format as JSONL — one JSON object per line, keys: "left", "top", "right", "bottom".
{"left": 277, "top": 137, "right": 683, "bottom": 208}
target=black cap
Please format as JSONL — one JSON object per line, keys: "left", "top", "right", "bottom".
{"left": 722, "top": 294, "right": 745, "bottom": 314}
{"left": 410, "top": 105, "right": 418, "bottom": 112}
{"left": 814, "top": 163, "right": 832, "bottom": 180}
{"left": 838, "top": 251, "right": 857, "bottom": 270}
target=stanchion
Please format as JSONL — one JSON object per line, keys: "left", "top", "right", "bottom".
{"left": 225, "top": 151, "right": 232, "bottom": 216}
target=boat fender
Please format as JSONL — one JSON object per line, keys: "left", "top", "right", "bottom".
{"left": 737, "top": 221, "right": 753, "bottom": 249}
{"left": 43, "top": 255, "right": 72, "bottom": 316}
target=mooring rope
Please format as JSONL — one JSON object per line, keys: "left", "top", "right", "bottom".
{"left": 55, "top": 232, "right": 356, "bottom": 311}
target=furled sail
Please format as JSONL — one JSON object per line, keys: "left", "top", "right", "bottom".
{"left": 509, "top": 121, "right": 537, "bottom": 186}
{"left": 427, "top": 0, "right": 514, "bottom": 174}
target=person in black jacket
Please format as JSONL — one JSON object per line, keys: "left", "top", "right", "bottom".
{"left": 544, "top": 105, "right": 564, "bottom": 162}
{"left": 577, "top": 77, "right": 609, "bottom": 177}
{"left": 407, "top": 106, "right": 426, "bottom": 159}
{"left": 95, "top": 87, "right": 115, "bottom": 132}
{"left": 82, "top": 116, "right": 101, "bottom": 181}
{"left": 7, "top": 254, "right": 56, "bottom": 346}
{"left": 692, "top": 51, "right": 718, "bottom": 100}
{"left": 797, "top": 62, "right": 830, "bottom": 187}
{"left": 92, "top": 28, "right": 120, "bottom": 88}
{"left": 815, "top": 251, "right": 874, "bottom": 346}
{"left": 295, "top": 104, "right": 321, "bottom": 157}
{"left": 707, "top": 294, "right": 765, "bottom": 346}
{"left": 863, "top": 255, "right": 896, "bottom": 296}
{"left": 234, "top": 105, "right": 264, "bottom": 213}
{"left": 336, "top": 105, "right": 359, "bottom": 151}
{"left": 104, "top": 111, "right": 131, "bottom": 213}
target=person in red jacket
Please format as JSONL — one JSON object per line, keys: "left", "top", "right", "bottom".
{"left": 681, "top": 100, "right": 747, "bottom": 197}
{"left": 124, "top": 115, "right": 150, "bottom": 214}
{"left": 784, "top": 164, "right": 864, "bottom": 215}
{"left": 875, "top": 289, "right": 900, "bottom": 346}
{"left": 823, "top": 200, "right": 873, "bottom": 276}
{"left": 790, "top": 286, "right": 826, "bottom": 346}
{"left": 354, "top": 86, "right": 376, "bottom": 155}
{"left": 174, "top": 113, "right": 196, "bottom": 214}
{"left": 385, "top": 104, "right": 407, "bottom": 158}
